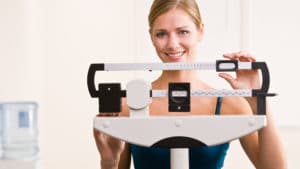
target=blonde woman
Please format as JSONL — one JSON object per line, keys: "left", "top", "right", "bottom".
{"left": 94, "top": 0, "right": 287, "bottom": 169}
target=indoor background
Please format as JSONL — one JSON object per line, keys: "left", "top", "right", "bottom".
{"left": 0, "top": 0, "right": 299, "bottom": 168}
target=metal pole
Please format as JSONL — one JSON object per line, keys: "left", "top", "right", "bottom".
{"left": 170, "top": 148, "right": 189, "bottom": 169}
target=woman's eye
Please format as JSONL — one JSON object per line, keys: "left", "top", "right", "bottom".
{"left": 179, "top": 30, "right": 189, "bottom": 35}
{"left": 155, "top": 32, "right": 166, "bottom": 38}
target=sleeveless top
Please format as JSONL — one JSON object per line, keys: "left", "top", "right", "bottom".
{"left": 130, "top": 97, "right": 229, "bottom": 169}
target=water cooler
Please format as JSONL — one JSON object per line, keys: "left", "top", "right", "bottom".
{"left": 0, "top": 102, "right": 40, "bottom": 169}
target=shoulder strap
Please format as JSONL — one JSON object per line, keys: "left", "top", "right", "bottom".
{"left": 215, "top": 97, "right": 222, "bottom": 115}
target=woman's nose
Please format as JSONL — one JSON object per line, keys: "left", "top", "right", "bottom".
{"left": 166, "top": 34, "right": 180, "bottom": 50}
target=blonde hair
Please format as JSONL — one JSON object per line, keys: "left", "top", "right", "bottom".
{"left": 148, "top": 0, "right": 203, "bottom": 31}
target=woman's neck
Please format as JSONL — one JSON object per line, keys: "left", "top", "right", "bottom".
{"left": 153, "top": 70, "right": 210, "bottom": 89}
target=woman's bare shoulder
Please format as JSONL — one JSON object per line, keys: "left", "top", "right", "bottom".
{"left": 119, "top": 98, "right": 130, "bottom": 116}
{"left": 221, "top": 97, "right": 252, "bottom": 115}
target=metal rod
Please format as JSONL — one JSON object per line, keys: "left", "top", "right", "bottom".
{"left": 170, "top": 148, "right": 189, "bottom": 169}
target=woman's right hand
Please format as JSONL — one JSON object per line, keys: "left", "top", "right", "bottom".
{"left": 93, "top": 113, "right": 126, "bottom": 168}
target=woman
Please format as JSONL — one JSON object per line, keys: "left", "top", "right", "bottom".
{"left": 94, "top": 0, "right": 287, "bottom": 169}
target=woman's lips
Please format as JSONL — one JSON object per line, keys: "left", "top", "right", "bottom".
{"left": 165, "top": 51, "right": 186, "bottom": 61}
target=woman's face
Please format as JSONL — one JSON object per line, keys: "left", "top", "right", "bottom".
{"left": 150, "top": 8, "right": 203, "bottom": 63}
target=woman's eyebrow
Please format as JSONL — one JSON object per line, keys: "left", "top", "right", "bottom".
{"left": 152, "top": 26, "right": 190, "bottom": 33}
{"left": 176, "top": 26, "right": 189, "bottom": 30}
{"left": 153, "top": 28, "right": 167, "bottom": 32}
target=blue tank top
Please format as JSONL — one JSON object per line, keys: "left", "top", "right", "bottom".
{"left": 130, "top": 97, "right": 229, "bottom": 169}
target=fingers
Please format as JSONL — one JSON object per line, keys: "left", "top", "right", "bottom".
{"left": 94, "top": 112, "right": 119, "bottom": 143}
{"left": 223, "top": 51, "right": 256, "bottom": 62}
{"left": 98, "top": 112, "right": 119, "bottom": 117}
{"left": 218, "top": 73, "right": 238, "bottom": 89}
{"left": 93, "top": 128, "right": 105, "bottom": 148}
{"left": 94, "top": 127, "right": 123, "bottom": 149}
{"left": 108, "top": 136, "right": 125, "bottom": 149}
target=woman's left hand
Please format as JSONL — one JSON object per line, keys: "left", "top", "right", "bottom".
{"left": 219, "top": 51, "right": 261, "bottom": 90}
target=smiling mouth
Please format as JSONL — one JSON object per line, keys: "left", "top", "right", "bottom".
{"left": 165, "top": 51, "right": 186, "bottom": 60}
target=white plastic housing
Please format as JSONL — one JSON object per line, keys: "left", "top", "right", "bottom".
{"left": 126, "top": 79, "right": 151, "bottom": 109}
{"left": 94, "top": 115, "right": 266, "bottom": 147}
{"left": 126, "top": 79, "right": 151, "bottom": 117}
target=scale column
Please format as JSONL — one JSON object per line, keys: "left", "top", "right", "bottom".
{"left": 170, "top": 148, "right": 189, "bottom": 169}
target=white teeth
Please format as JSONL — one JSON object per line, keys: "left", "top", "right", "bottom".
{"left": 167, "top": 52, "right": 184, "bottom": 57}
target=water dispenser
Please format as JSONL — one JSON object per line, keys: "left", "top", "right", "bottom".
{"left": 1, "top": 102, "right": 39, "bottom": 160}
{"left": 0, "top": 105, "right": 3, "bottom": 159}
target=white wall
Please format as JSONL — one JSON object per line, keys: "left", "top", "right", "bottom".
{"left": 0, "top": 0, "right": 299, "bottom": 169}
{"left": 0, "top": 0, "right": 44, "bottom": 102}
{"left": 252, "top": 0, "right": 300, "bottom": 126}
{"left": 40, "top": 0, "right": 136, "bottom": 168}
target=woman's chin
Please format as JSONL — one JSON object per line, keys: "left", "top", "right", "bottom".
{"left": 166, "top": 54, "right": 187, "bottom": 62}
{"left": 167, "top": 57, "right": 185, "bottom": 62}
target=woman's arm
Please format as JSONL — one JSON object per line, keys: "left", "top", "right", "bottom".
{"left": 219, "top": 51, "right": 287, "bottom": 169}
{"left": 94, "top": 99, "right": 131, "bottom": 169}
{"left": 236, "top": 100, "right": 287, "bottom": 169}
{"left": 242, "top": 98, "right": 287, "bottom": 169}
{"left": 93, "top": 127, "right": 131, "bottom": 169}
